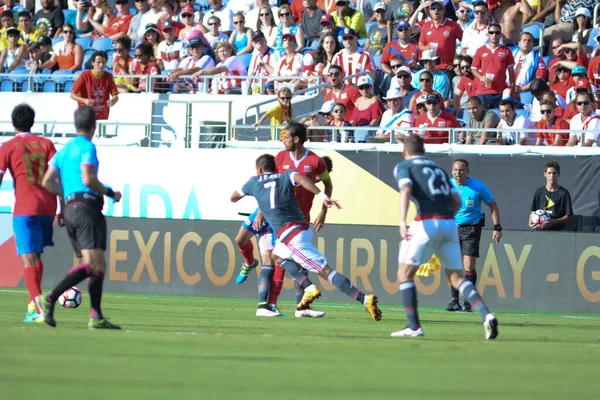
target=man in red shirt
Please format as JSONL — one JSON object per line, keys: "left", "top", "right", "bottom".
{"left": 535, "top": 100, "right": 569, "bottom": 146}
{"left": 323, "top": 64, "right": 360, "bottom": 122}
{"left": 453, "top": 55, "right": 478, "bottom": 112}
{"left": 71, "top": 51, "right": 119, "bottom": 120}
{"left": 415, "top": 93, "right": 460, "bottom": 144}
{"left": 88, "top": 0, "right": 133, "bottom": 42}
{"left": 0, "top": 104, "right": 58, "bottom": 323}
{"left": 381, "top": 20, "right": 420, "bottom": 75}
{"left": 548, "top": 38, "right": 566, "bottom": 81}
{"left": 417, "top": 0, "right": 462, "bottom": 79}
{"left": 471, "top": 23, "right": 515, "bottom": 110}
{"left": 588, "top": 52, "right": 600, "bottom": 86}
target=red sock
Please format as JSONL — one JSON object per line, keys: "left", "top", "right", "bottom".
{"left": 268, "top": 264, "right": 285, "bottom": 305}
{"left": 35, "top": 260, "right": 44, "bottom": 291}
{"left": 238, "top": 241, "right": 255, "bottom": 266}
{"left": 24, "top": 266, "right": 41, "bottom": 304}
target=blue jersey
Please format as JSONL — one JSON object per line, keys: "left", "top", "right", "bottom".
{"left": 451, "top": 177, "right": 494, "bottom": 225}
{"left": 50, "top": 136, "right": 99, "bottom": 198}
{"left": 240, "top": 170, "right": 305, "bottom": 235}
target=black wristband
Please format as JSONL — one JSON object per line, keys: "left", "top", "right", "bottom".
{"left": 105, "top": 188, "right": 115, "bottom": 199}
{"left": 493, "top": 224, "right": 502, "bottom": 231}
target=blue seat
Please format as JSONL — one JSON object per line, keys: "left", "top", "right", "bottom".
{"left": 300, "top": 47, "right": 313, "bottom": 55}
{"left": 237, "top": 53, "right": 252, "bottom": 70}
{"left": 52, "top": 70, "right": 73, "bottom": 85}
{"left": 42, "top": 80, "right": 59, "bottom": 92}
{"left": 358, "top": 38, "right": 367, "bottom": 48}
{"left": 91, "top": 37, "right": 113, "bottom": 51}
{"left": 52, "top": 37, "right": 64, "bottom": 48}
{"left": 106, "top": 50, "right": 116, "bottom": 69}
{"left": 516, "top": 108, "right": 530, "bottom": 119}
{"left": 64, "top": 80, "right": 76, "bottom": 92}
{"left": 373, "top": 54, "right": 382, "bottom": 70}
{"left": 521, "top": 23, "right": 544, "bottom": 49}
{"left": 587, "top": 27, "right": 598, "bottom": 48}
{"left": 75, "top": 37, "right": 92, "bottom": 50}
{"left": 1, "top": 79, "right": 16, "bottom": 92}
{"left": 520, "top": 91, "right": 534, "bottom": 106}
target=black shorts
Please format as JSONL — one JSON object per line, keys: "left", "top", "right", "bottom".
{"left": 64, "top": 194, "right": 107, "bottom": 258}
{"left": 458, "top": 224, "right": 482, "bottom": 257}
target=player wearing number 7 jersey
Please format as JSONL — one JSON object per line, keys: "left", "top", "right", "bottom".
{"left": 0, "top": 104, "right": 59, "bottom": 323}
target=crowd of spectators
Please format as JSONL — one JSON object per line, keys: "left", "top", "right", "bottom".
{"left": 1, "top": 0, "right": 599, "bottom": 145}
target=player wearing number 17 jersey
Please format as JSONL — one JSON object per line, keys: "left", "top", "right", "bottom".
{"left": 0, "top": 104, "right": 58, "bottom": 323}
{"left": 391, "top": 135, "right": 498, "bottom": 339}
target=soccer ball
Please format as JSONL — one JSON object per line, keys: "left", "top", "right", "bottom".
{"left": 58, "top": 286, "right": 83, "bottom": 308}
{"left": 530, "top": 209, "right": 549, "bottom": 228}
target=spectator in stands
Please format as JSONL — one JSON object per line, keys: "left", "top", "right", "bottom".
{"left": 451, "top": 56, "right": 462, "bottom": 92}
{"left": 385, "top": 0, "right": 415, "bottom": 42}
{"left": 252, "top": 86, "right": 293, "bottom": 140}
{"left": 129, "top": 0, "right": 150, "bottom": 43}
{"left": 1, "top": 0, "right": 25, "bottom": 14}
{"left": 492, "top": 0, "right": 533, "bottom": 44}
{"left": 391, "top": 65, "right": 418, "bottom": 109}
{"left": 167, "top": 35, "right": 215, "bottom": 92}
{"left": 411, "top": 49, "right": 450, "bottom": 100}
{"left": 205, "top": 16, "right": 228, "bottom": 47}
{"left": 273, "top": 33, "right": 303, "bottom": 91}
{"left": 364, "top": 2, "right": 387, "bottom": 56}
{"left": 247, "top": 31, "right": 279, "bottom": 94}
{"left": 203, "top": 0, "right": 234, "bottom": 34}
{"left": 139, "top": 0, "right": 161, "bottom": 41}
{"left": 275, "top": 5, "right": 305, "bottom": 52}
{"left": 567, "top": 90, "right": 600, "bottom": 146}
{"left": 0, "top": 26, "right": 26, "bottom": 72}
{"left": 497, "top": 98, "right": 536, "bottom": 145}
{"left": 157, "top": 20, "right": 186, "bottom": 73}
{"left": 247, "top": 0, "right": 279, "bottom": 35}
{"left": 550, "top": 41, "right": 589, "bottom": 75}
{"left": 472, "top": 24, "right": 515, "bottom": 110}
{"left": 71, "top": 50, "right": 118, "bottom": 120}
{"left": 320, "top": 13, "right": 343, "bottom": 44}
{"left": 535, "top": 100, "right": 570, "bottom": 146}
{"left": 192, "top": 41, "right": 247, "bottom": 93}
{"left": 312, "top": 32, "right": 341, "bottom": 77}
{"left": 417, "top": 0, "right": 462, "bottom": 81}
{"left": 178, "top": 6, "right": 201, "bottom": 41}
{"left": 368, "top": 87, "right": 415, "bottom": 143}
{"left": 25, "top": 42, "right": 44, "bottom": 73}
{"left": 256, "top": 6, "right": 277, "bottom": 47}
{"left": 589, "top": 48, "right": 600, "bottom": 86}
{"left": 36, "top": 34, "right": 52, "bottom": 62}
{"left": 415, "top": 93, "right": 460, "bottom": 144}
{"left": 327, "top": 102, "right": 353, "bottom": 142}
{"left": 455, "top": 3, "right": 471, "bottom": 30}
{"left": 227, "top": 0, "right": 254, "bottom": 14}
{"left": 460, "top": 2, "right": 490, "bottom": 58}
{"left": 513, "top": 32, "right": 547, "bottom": 94}
{"left": 18, "top": 11, "right": 43, "bottom": 45}
{"left": 34, "top": 0, "right": 64, "bottom": 38}
{"left": 332, "top": 27, "right": 374, "bottom": 85}
{"left": 40, "top": 24, "right": 83, "bottom": 72}
{"left": 381, "top": 20, "right": 419, "bottom": 75}
{"left": 530, "top": 78, "right": 567, "bottom": 122}
{"left": 300, "top": 100, "right": 334, "bottom": 142}
{"left": 158, "top": 1, "right": 186, "bottom": 37}
{"left": 572, "top": 7, "right": 593, "bottom": 46}
{"left": 331, "top": 0, "right": 366, "bottom": 39}
{"left": 143, "top": 23, "right": 162, "bottom": 60}
{"left": 323, "top": 63, "right": 360, "bottom": 121}
{"left": 547, "top": 38, "right": 565, "bottom": 82}
{"left": 360, "top": 0, "right": 381, "bottom": 22}
{"left": 408, "top": 69, "right": 446, "bottom": 115}
{"left": 229, "top": 11, "right": 253, "bottom": 55}
{"left": 459, "top": 96, "right": 501, "bottom": 145}
{"left": 128, "top": 42, "right": 162, "bottom": 92}
{"left": 113, "top": 36, "right": 133, "bottom": 93}
{"left": 289, "top": 0, "right": 305, "bottom": 24}
{"left": 550, "top": 65, "right": 575, "bottom": 100}
{"left": 565, "top": 66, "right": 597, "bottom": 103}
{"left": 350, "top": 75, "right": 385, "bottom": 139}
{"left": 89, "top": 0, "right": 133, "bottom": 42}
{"left": 301, "top": 0, "right": 325, "bottom": 49}
{"left": 77, "top": 0, "right": 111, "bottom": 39}
{"left": 383, "top": 54, "right": 403, "bottom": 94}
{"left": 545, "top": 0, "right": 596, "bottom": 43}
{"left": 453, "top": 55, "right": 477, "bottom": 114}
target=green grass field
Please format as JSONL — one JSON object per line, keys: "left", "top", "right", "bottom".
{"left": 1, "top": 289, "right": 598, "bottom": 400}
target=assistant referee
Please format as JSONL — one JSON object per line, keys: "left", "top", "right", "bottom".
{"left": 447, "top": 159, "right": 503, "bottom": 312}
{"left": 38, "top": 107, "right": 122, "bottom": 329}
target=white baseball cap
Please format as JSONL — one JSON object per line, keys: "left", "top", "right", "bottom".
{"left": 374, "top": 2, "right": 387, "bottom": 11}
{"left": 575, "top": 7, "right": 591, "bottom": 18}
{"left": 318, "top": 100, "right": 335, "bottom": 114}
{"left": 356, "top": 75, "right": 374, "bottom": 87}
{"left": 384, "top": 88, "right": 403, "bottom": 100}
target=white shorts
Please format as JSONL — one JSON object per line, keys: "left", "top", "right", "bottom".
{"left": 273, "top": 226, "right": 327, "bottom": 273}
{"left": 258, "top": 230, "right": 274, "bottom": 254}
{"left": 399, "top": 218, "right": 462, "bottom": 270}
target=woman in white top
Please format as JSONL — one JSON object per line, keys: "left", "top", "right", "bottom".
{"left": 497, "top": 99, "right": 536, "bottom": 145}
{"left": 567, "top": 91, "right": 600, "bottom": 147}
{"left": 192, "top": 41, "right": 247, "bottom": 93}
{"left": 257, "top": 6, "right": 277, "bottom": 48}
{"left": 274, "top": 33, "right": 303, "bottom": 92}
{"left": 572, "top": 8, "right": 593, "bottom": 46}
{"left": 0, "top": 28, "right": 27, "bottom": 73}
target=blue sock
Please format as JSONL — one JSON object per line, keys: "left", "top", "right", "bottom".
{"left": 327, "top": 270, "right": 365, "bottom": 304}
{"left": 400, "top": 281, "right": 420, "bottom": 330}
{"left": 258, "top": 265, "right": 273, "bottom": 306}
{"left": 459, "top": 281, "right": 491, "bottom": 320}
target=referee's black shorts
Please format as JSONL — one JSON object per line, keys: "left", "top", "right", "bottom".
{"left": 64, "top": 193, "right": 107, "bottom": 258}
{"left": 458, "top": 223, "right": 483, "bottom": 257}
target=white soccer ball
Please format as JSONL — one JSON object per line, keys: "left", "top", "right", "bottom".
{"left": 58, "top": 286, "right": 83, "bottom": 309}
{"left": 530, "top": 209, "right": 549, "bottom": 228}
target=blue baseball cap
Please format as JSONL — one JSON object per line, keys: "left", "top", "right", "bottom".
{"left": 571, "top": 65, "right": 587, "bottom": 75}
{"left": 396, "top": 20, "right": 410, "bottom": 30}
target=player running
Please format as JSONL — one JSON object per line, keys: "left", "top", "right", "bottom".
{"left": 36, "top": 107, "right": 122, "bottom": 329}
{"left": 0, "top": 104, "right": 60, "bottom": 323}
{"left": 392, "top": 135, "right": 498, "bottom": 339}
{"left": 231, "top": 154, "right": 382, "bottom": 321}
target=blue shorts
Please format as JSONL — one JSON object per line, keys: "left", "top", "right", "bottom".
{"left": 242, "top": 208, "right": 271, "bottom": 235}
{"left": 13, "top": 215, "right": 55, "bottom": 256}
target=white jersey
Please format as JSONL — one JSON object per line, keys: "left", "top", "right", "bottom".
{"left": 498, "top": 115, "right": 536, "bottom": 145}
{"left": 331, "top": 48, "right": 375, "bottom": 85}
{"left": 217, "top": 55, "right": 247, "bottom": 92}
{"left": 177, "top": 55, "right": 215, "bottom": 88}
{"left": 378, "top": 109, "right": 415, "bottom": 140}
{"left": 566, "top": 83, "right": 599, "bottom": 104}
{"left": 275, "top": 53, "right": 303, "bottom": 77}
{"left": 248, "top": 47, "right": 280, "bottom": 83}
{"left": 203, "top": 6, "right": 234, "bottom": 32}
{"left": 138, "top": 10, "right": 161, "bottom": 39}
{"left": 461, "top": 21, "right": 490, "bottom": 57}
{"left": 205, "top": 32, "right": 229, "bottom": 48}
{"left": 157, "top": 40, "right": 187, "bottom": 72}
{"left": 569, "top": 112, "right": 600, "bottom": 146}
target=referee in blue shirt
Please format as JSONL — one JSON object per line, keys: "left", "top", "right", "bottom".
{"left": 447, "top": 159, "right": 503, "bottom": 312}
{"left": 37, "top": 107, "right": 122, "bottom": 329}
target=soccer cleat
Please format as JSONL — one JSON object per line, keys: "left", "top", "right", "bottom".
{"left": 88, "top": 318, "right": 122, "bottom": 330}
{"left": 268, "top": 304, "right": 285, "bottom": 317}
{"left": 297, "top": 285, "right": 321, "bottom": 309}
{"left": 256, "top": 307, "right": 282, "bottom": 317}
{"left": 391, "top": 325, "right": 425, "bottom": 337}
{"left": 23, "top": 301, "right": 37, "bottom": 323}
{"left": 35, "top": 295, "right": 56, "bottom": 327}
{"left": 364, "top": 294, "right": 382, "bottom": 321}
{"left": 295, "top": 308, "right": 326, "bottom": 318}
{"left": 462, "top": 300, "right": 473, "bottom": 313}
{"left": 484, "top": 314, "right": 499, "bottom": 340}
{"left": 235, "top": 260, "right": 258, "bottom": 284}
{"left": 445, "top": 298, "right": 462, "bottom": 312}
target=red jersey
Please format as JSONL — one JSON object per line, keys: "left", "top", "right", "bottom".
{"left": 550, "top": 78, "right": 575, "bottom": 100}
{"left": 418, "top": 18, "right": 463, "bottom": 69}
{"left": 548, "top": 56, "right": 565, "bottom": 81}
{"left": 159, "top": 20, "right": 186, "bottom": 38}
{"left": 381, "top": 40, "right": 420, "bottom": 70}
{"left": 104, "top": 14, "right": 134, "bottom": 38}
{"left": 535, "top": 118, "right": 569, "bottom": 146}
{"left": 456, "top": 75, "right": 478, "bottom": 98}
{"left": 472, "top": 44, "right": 515, "bottom": 95}
{"left": 331, "top": 49, "right": 375, "bottom": 85}
{"left": 411, "top": 90, "right": 446, "bottom": 114}
{"left": 71, "top": 70, "right": 118, "bottom": 120}
{"left": 324, "top": 84, "right": 360, "bottom": 122}
{"left": 0, "top": 134, "right": 57, "bottom": 216}
{"left": 276, "top": 149, "right": 328, "bottom": 218}
{"left": 588, "top": 55, "right": 600, "bottom": 86}
{"left": 514, "top": 52, "right": 547, "bottom": 81}
{"left": 415, "top": 110, "right": 460, "bottom": 144}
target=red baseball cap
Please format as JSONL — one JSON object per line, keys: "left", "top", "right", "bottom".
{"left": 320, "top": 14, "right": 333, "bottom": 24}
{"left": 576, "top": 79, "right": 592, "bottom": 89}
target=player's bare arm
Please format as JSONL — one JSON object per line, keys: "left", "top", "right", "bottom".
{"left": 81, "top": 164, "right": 122, "bottom": 202}
{"left": 230, "top": 191, "right": 244, "bottom": 202}
{"left": 293, "top": 174, "right": 341, "bottom": 210}
{"left": 489, "top": 201, "right": 503, "bottom": 244}
{"left": 314, "top": 176, "right": 333, "bottom": 232}
{"left": 398, "top": 182, "right": 412, "bottom": 240}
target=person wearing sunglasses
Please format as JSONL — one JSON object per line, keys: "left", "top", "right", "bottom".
{"left": 245, "top": 0, "right": 280, "bottom": 36}
{"left": 408, "top": 69, "right": 447, "bottom": 115}
{"left": 202, "top": 0, "right": 234, "bottom": 34}
{"left": 178, "top": 6, "right": 202, "bottom": 41}
{"left": 229, "top": 11, "right": 254, "bottom": 55}
{"left": 411, "top": 49, "right": 450, "bottom": 101}
{"left": 455, "top": 5, "right": 471, "bottom": 30}
{"left": 549, "top": 65, "right": 574, "bottom": 100}
{"left": 112, "top": 36, "right": 134, "bottom": 93}
{"left": 275, "top": 5, "right": 305, "bottom": 52}
{"left": 351, "top": 75, "right": 385, "bottom": 141}
{"left": 128, "top": 42, "right": 162, "bottom": 92}
{"left": 453, "top": 55, "right": 476, "bottom": 115}
{"left": 255, "top": 6, "right": 277, "bottom": 47}
{"left": 331, "top": 0, "right": 367, "bottom": 39}
{"left": 550, "top": 41, "right": 588, "bottom": 73}
{"left": 460, "top": 2, "right": 490, "bottom": 58}
{"left": 381, "top": 20, "right": 419, "bottom": 75}
{"left": 390, "top": 64, "right": 418, "bottom": 109}
{"left": 204, "top": 16, "right": 229, "bottom": 47}
{"left": 40, "top": 24, "right": 83, "bottom": 72}
{"left": 567, "top": 90, "right": 600, "bottom": 146}
{"left": 252, "top": 87, "right": 293, "bottom": 140}
{"left": 529, "top": 78, "right": 567, "bottom": 123}
{"left": 88, "top": 0, "right": 133, "bottom": 42}
{"left": 415, "top": 93, "right": 460, "bottom": 144}
{"left": 331, "top": 27, "right": 375, "bottom": 85}
{"left": 546, "top": 37, "right": 566, "bottom": 81}
{"left": 369, "top": 87, "right": 415, "bottom": 143}
{"left": 323, "top": 64, "right": 360, "bottom": 122}
{"left": 472, "top": 23, "right": 516, "bottom": 110}
{"left": 535, "top": 100, "right": 570, "bottom": 146}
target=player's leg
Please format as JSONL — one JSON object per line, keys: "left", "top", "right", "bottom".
{"left": 13, "top": 216, "right": 44, "bottom": 322}
{"left": 459, "top": 223, "right": 481, "bottom": 312}
{"left": 447, "top": 226, "right": 470, "bottom": 311}
{"left": 461, "top": 255, "right": 478, "bottom": 312}
{"left": 235, "top": 211, "right": 263, "bottom": 284}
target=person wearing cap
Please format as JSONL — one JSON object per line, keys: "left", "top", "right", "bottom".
{"left": 512, "top": 32, "right": 548, "bottom": 94}
{"left": 359, "top": 0, "right": 383, "bottom": 23}
{"left": 166, "top": 35, "right": 215, "bottom": 91}
{"left": 301, "top": 0, "right": 326, "bottom": 48}
{"left": 496, "top": 98, "right": 536, "bottom": 145}
{"left": 567, "top": 90, "right": 600, "bottom": 146}
{"left": 298, "top": 100, "right": 335, "bottom": 142}
{"left": 369, "top": 87, "right": 415, "bottom": 143}
{"left": 364, "top": 2, "right": 387, "bottom": 56}
{"left": 411, "top": 49, "right": 450, "bottom": 100}
{"left": 565, "top": 66, "right": 598, "bottom": 104}
{"left": 156, "top": 20, "right": 186, "bottom": 73}
{"left": 417, "top": 0, "right": 462, "bottom": 79}
{"left": 545, "top": 0, "right": 596, "bottom": 44}
{"left": 157, "top": 1, "right": 186, "bottom": 37}
{"left": 381, "top": 20, "right": 419, "bottom": 75}
{"left": 247, "top": 30, "right": 280, "bottom": 94}
{"left": 139, "top": 0, "right": 162, "bottom": 40}
{"left": 143, "top": 23, "right": 162, "bottom": 60}
{"left": 385, "top": 0, "right": 416, "bottom": 42}
{"left": 274, "top": 32, "right": 303, "bottom": 91}
{"left": 88, "top": 0, "right": 133, "bottom": 42}
{"left": 319, "top": 13, "right": 343, "bottom": 44}
{"left": 0, "top": 26, "right": 26, "bottom": 72}
{"left": 550, "top": 64, "right": 575, "bottom": 100}
{"left": 408, "top": 69, "right": 447, "bottom": 114}
{"left": 128, "top": 0, "right": 150, "bottom": 43}
{"left": 331, "top": 27, "right": 375, "bottom": 85}
{"left": 350, "top": 75, "right": 385, "bottom": 141}
{"left": 203, "top": 0, "right": 234, "bottom": 34}
{"left": 415, "top": 93, "right": 460, "bottom": 144}
{"left": 572, "top": 7, "right": 593, "bottom": 45}
{"left": 178, "top": 5, "right": 202, "bottom": 41}
{"left": 389, "top": 64, "right": 418, "bottom": 109}
{"left": 460, "top": 2, "right": 491, "bottom": 58}
{"left": 324, "top": 64, "right": 360, "bottom": 122}
{"left": 331, "top": 0, "right": 367, "bottom": 39}
{"left": 33, "top": 0, "right": 64, "bottom": 38}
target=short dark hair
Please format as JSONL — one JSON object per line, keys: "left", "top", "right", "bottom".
{"left": 459, "top": 55, "right": 473, "bottom": 65}
{"left": 488, "top": 23, "right": 501, "bottom": 32}
{"left": 575, "top": 90, "right": 592, "bottom": 103}
{"left": 453, "top": 158, "right": 469, "bottom": 169}
{"left": 520, "top": 32, "right": 534, "bottom": 41}
{"left": 333, "top": 102, "right": 346, "bottom": 111}
{"left": 322, "top": 155, "right": 333, "bottom": 172}
{"left": 329, "top": 64, "right": 343, "bottom": 74}
{"left": 404, "top": 134, "right": 425, "bottom": 155}
{"left": 1, "top": 10, "right": 13, "bottom": 19}
{"left": 499, "top": 99, "right": 515, "bottom": 110}
{"left": 116, "top": 35, "right": 132, "bottom": 50}
{"left": 420, "top": 70, "right": 433, "bottom": 80}
{"left": 285, "top": 121, "right": 307, "bottom": 143}
{"left": 256, "top": 154, "right": 276, "bottom": 172}
{"left": 540, "top": 100, "right": 554, "bottom": 107}
{"left": 91, "top": 50, "right": 108, "bottom": 63}
{"left": 530, "top": 78, "right": 549, "bottom": 97}
{"left": 544, "top": 160, "right": 560, "bottom": 174}
{"left": 11, "top": 103, "right": 35, "bottom": 132}
{"left": 466, "top": 96, "right": 482, "bottom": 106}
{"left": 74, "top": 107, "right": 96, "bottom": 134}
{"left": 473, "top": 1, "right": 488, "bottom": 8}
{"left": 18, "top": 11, "right": 31, "bottom": 20}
